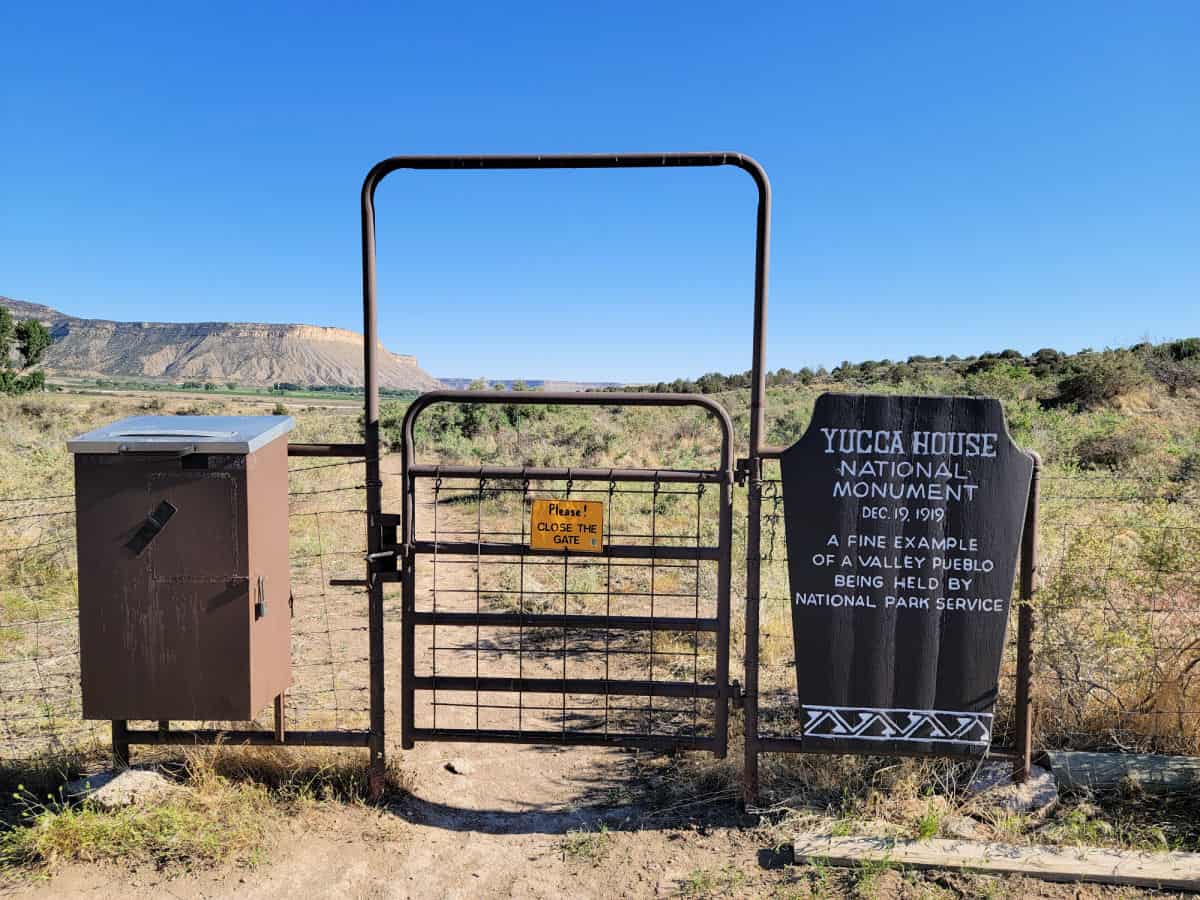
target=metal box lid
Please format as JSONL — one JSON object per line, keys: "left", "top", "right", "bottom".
{"left": 68, "top": 415, "right": 295, "bottom": 455}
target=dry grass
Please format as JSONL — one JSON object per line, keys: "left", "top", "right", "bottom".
{"left": 0, "top": 744, "right": 413, "bottom": 875}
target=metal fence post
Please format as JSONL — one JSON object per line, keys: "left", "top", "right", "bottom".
{"left": 361, "top": 168, "right": 386, "bottom": 801}
{"left": 111, "top": 719, "right": 129, "bottom": 770}
{"left": 743, "top": 462, "right": 763, "bottom": 807}
{"left": 1013, "top": 451, "right": 1041, "bottom": 782}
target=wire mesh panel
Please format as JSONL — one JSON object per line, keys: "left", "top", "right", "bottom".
{"left": 1032, "top": 475, "right": 1200, "bottom": 752}
{"left": 405, "top": 474, "right": 724, "bottom": 747}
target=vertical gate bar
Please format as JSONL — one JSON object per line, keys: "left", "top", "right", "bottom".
{"left": 401, "top": 532, "right": 416, "bottom": 749}
{"left": 604, "top": 480, "right": 615, "bottom": 737}
{"left": 519, "top": 479, "right": 528, "bottom": 735}
{"left": 476, "top": 476, "right": 484, "bottom": 732}
{"left": 1013, "top": 452, "right": 1041, "bottom": 783}
{"left": 743, "top": 467, "right": 763, "bottom": 805}
{"left": 648, "top": 478, "right": 659, "bottom": 735}
{"left": 432, "top": 477, "right": 441, "bottom": 732}
{"left": 714, "top": 475, "right": 732, "bottom": 757}
{"left": 562, "top": 479, "right": 570, "bottom": 737}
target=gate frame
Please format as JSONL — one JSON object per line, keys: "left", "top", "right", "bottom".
{"left": 360, "top": 153, "right": 772, "bottom": 793}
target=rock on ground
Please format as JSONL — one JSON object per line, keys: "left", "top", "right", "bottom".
{"left": 965, "top": 761, "right": 1058, "bottom": 816}
{"left": 942, "top": 813, "right": 987, "bottom": 840}
{"left": 65, "top": 767, "right": 187, "bottom": 810}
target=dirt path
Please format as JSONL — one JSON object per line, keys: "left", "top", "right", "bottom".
{"left": 13, "top": 740, "right": 1164, "bottom": 900}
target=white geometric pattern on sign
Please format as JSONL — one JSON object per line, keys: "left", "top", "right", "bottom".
{"left": 803, "top": 705, "right": 992, "bottom": 746}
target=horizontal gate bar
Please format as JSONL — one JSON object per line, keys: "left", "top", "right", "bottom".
{"left": 121, "top": 728, "right": 371, "bottom": 747}
{"left": 411, "top": 611, "right": 720, "bottom": 632}
{"left": 411, "top": 728, "right": 717, "bottom": 751}
{"left": 407, "top": 463, "right": 725, "bottom": 484}
{"left": 754, "top": 736, "right": 1020, "bottom": 761}
{"left": 410, "top": 540, "right": 720, "bottom": 561}
{"left": 414, "top": 676, "right": 719, "bottom": 699}
{"left": 287, "top": 443, "right": 368, "bottom": 457}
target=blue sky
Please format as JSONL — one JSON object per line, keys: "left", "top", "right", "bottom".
{"left": 2, "top": 3, "right": 1197, "bottom": 382}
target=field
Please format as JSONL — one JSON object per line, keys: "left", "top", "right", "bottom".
{"left": 2, "top": 341, "right": 1199, "bottom": 895}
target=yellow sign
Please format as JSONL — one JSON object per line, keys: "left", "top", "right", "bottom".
{"left": 530, "top": 499, "right": 604, "bottom": 553}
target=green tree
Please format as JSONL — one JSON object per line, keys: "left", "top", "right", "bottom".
{"left": 0, "top": 313, "right": 50, "bottom": 396}
{"left": 15, "top": 320, "right": 50, "bottom": 367}
{"left": 0, "top": 307, "right": 13, "bottom": 362}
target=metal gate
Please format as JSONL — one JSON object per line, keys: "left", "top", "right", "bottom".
{"left": 357, "top": 153, "right": 770, "bottom": 787}
{"left": 394, "top": 391, "right": 734, "bottom": 753}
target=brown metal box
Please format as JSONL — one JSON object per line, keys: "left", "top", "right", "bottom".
{"left": 68, "top": 416, "right": 294, "bottom": 721}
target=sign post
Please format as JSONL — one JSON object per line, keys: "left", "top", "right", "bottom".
{"left": 780, "top": 393, "right": 1033, "bottom": 754}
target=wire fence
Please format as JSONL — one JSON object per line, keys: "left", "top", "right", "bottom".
{"left": 0, "top": 455, "right": 370, "bottom": 762}
{"left": 3, "top": 462, "right": 1199, "bottom": 761}
{"left": 755, "top": 466, "right": 1200, "bottom": 755}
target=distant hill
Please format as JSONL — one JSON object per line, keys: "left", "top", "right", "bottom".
{"left": 0, "top": 295, "right": 442, "bottom": 391}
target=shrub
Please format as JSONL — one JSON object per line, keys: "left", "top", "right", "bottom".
{"left": 1054, "top": 351, "right": 1146, "bottom": 410}
{"left": 1075, "top": 432, "right": 1146, "bottom": 469}
{"left": 1164, "top": 338, "right": 1200, "bottom": 361}
{"left": 1143, "top": 341, "right": 1200, "bottom": 396}
{"left": 964, "top": 362, "right": 1036, "bottom": 402}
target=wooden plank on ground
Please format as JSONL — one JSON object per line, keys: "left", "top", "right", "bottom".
{"left": 793, "top": 832, "right": 1200, "bottom": 891}
{"left": 1046, "top": 750, "right": 1200, "bottom": 794}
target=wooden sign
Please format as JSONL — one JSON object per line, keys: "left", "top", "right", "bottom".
{"left": 779, "top": 393, "right": 1033, "bottom": 754}
{"left": 530, "top": 499, "right": 604, "bottom": 553}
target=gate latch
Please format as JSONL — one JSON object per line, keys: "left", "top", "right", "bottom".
{"left": 729, "top": 679, "right": 745, "bottom": 710}
{"left": 369, "top": 513, "right": 400, "bottom": 578}
{"left": 734, "top": 458, "right": 753, "bottom": 486}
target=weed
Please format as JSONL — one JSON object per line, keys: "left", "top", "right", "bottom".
{"left": 678, "top": 863, "right": 746, "bottom": 897}
{"left": 560, "top": 824, "right": 610, "bottom": 865}
{"left": 851, "top": 855, "right": 894, "bottom": 898}
{"left": 914, "top": 803, "right": 941, "bottom": 841}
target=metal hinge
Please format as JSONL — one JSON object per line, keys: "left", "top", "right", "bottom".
{"left": 729, "top": 679, "right": 745, "bottom": 710}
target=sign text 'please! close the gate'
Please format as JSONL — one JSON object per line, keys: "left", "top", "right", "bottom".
{"left": 530, "top": 499, "right": 604, "bottom": 552}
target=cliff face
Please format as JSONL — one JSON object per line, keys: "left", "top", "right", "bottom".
{"left": 0, "top": 296, "right": 442, "bottom": 390}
